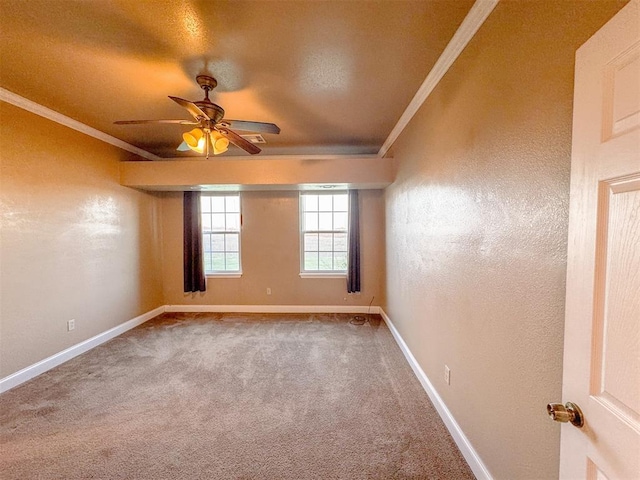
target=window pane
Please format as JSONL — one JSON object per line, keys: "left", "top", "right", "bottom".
{"left": 334, "top": 194, "right": 348, "bottom": 211}
{"left": 202, "top": 213, "right": 212, "bottom": 233}
{"left": 304, "top": 252, "right": 318, "bottom": 270}
{"left": 211, "top": 196, "right": 225, "bottom": 213}
{"left": 318, "top": 212, "right": 332, "bottom": 230}
{"left": 201, "top": 196, "right": 212, "bottom": 213}
{"left": 318, "top": 252, "right": 333, "bottom": 270}
{"left": 226, "top": 213, "right": 239, "bottom": 231}
{"left": 304, "top": 233, "right": 318, "bottom": 251}
{"left": 211, "top": 234, "right": 225, "bottom": 252}
{"left": 334, "top": 212, "right": 348, "bottom": 231}
{"left": 304, "top": 212, "right": 318, "bottom": 231}
{"left": 225, "top": 233, "right": 239, "bottom": 252}
{"left": 226, "top": 253, "right": 239, "bottom": 271}
{"left": 304, "top": 195, "right": 318, "bottom": 212}
{"left": 226, "top": 195, "right": 240, "bottom": 213}
{"left": 211, "top": 213, "right": 225, "bottom": 230}
{"left": 334, "top": 252, "right": 347, "bottom": 270}
{"left": 318, "top": 195, "right": 332, "bottom": 211}
{"left": 334, "top": 233, "right": 347, "bottom": 251}
{"left": 211, "top": 252, "right": 225, "bottom": 271}
{"left": 204, "top": 252, "right": 213, "bottom": 271}
{"left": 318, "top": 233, "right": 333, "bottom": 251}
{"left": 203, "top": 234, "right": 212, "bottom": 253}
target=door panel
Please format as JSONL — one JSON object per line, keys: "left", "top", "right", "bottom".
{"left": 604, "top": 44, "right": 640, "bottom": 139}
{"left": 561, "top": 0, "right": 640, "bottom": 478}
{"left": 592, "top": 176, "right": 640, "bottom": 420}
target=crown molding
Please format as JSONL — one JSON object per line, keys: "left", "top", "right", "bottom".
{"left": 1, "top": 0, "right": 498, "bottom": 163}
{"left": 378, "top": 0, "right": 499, "bottom": 157}
{"left": 0, "top": 88, "right": 162, "bottom": 161}
{"left": 0, "top": 87, "right": 381, "bottom": 162}
{"left": 177, "top": 154, "right": 383, "bottom": 161}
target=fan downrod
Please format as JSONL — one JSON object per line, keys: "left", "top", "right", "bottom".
{"left": 194, "top": 75, "right": 224, "bottom": 123}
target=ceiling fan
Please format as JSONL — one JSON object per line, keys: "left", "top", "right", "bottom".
{"left": 115, "top": 75, "right": 280, "bottom": 157}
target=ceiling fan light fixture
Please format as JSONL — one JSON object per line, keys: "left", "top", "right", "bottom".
{"left": 182, "top": 128, "right": 228, "bottom": 156}
{"left": 196, "top": 136, "right": 207, "bottom": 154}
{"left": 183, "top": 128, "right": 205, "bottom": 153}
{"left": 211, "top": 131, "right": 229, "bottom": 155}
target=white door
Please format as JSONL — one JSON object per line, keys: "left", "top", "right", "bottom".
{"left": 558, "top": 0, "right": 640, "bottom": 478}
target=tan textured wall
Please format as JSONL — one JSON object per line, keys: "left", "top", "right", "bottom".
{"left": 383, "top": 2, "right": 626, "bottom": 479}
{"left": 162, "top": 190, "right": 385, "bottom": 308}
{"left": 0, "top": 103, "right": 164, "bottom": 378}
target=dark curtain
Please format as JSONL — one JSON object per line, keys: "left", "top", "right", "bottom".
{"left": 347, "top": 190, "right": 361, "bottom": 293}
{"left": 183, "top": 191, "right": 206, "bottom": 293}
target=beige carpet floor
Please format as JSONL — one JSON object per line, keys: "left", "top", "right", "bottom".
{"left": 0, "top": 312, "right": 474, "bottom": 479}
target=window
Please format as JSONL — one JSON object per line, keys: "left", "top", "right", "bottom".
{"left": 300, "top": 192, "right": 348, "bottom": 273}
{"left": 201, "top": 194, "right": 241, "bottom": 274}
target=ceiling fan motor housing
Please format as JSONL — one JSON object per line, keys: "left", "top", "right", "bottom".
{"left": 196, "top": 75, "right": 217, "bottom": 91}
{"left": 195, "top": 101, "right": 225, "bottom": 124}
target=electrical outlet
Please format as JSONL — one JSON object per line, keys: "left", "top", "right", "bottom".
{"left": 67, "top": 319, "right": 75, "bottom": 331}
{"left": 266, "top": 287, "right": 271, "bottom": 295}
{"left": 444, "top": 365, "right": 451, "bottom": 385}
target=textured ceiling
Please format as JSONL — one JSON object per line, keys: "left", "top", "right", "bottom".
{"left": 0, "top": 0, "right": 473, "bottom": 158}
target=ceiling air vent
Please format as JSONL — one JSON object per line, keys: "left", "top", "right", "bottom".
{"left": 240, "top": 134, "right": 267, "bottom": 144}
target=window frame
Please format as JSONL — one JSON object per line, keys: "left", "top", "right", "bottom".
{"left": 299, "top": 191, "right": 349, "bottom": 277}
{"left": 200, "top": 193, "right": 242, "bottom": 277}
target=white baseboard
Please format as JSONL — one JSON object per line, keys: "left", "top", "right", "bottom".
{"left": 0, "top": 305, "right": 166, "bottom": 393}
{"left": 1, "top": 304, "right": 378, "bottom": 393}
{"left": 165, "top": 304, "right": 381, "bottom": 314}
{"left": 379, "top": 308, "right": 493, "bottom": 480}
{"left": 1, "top": 297, "right": 491, "bottom": 480}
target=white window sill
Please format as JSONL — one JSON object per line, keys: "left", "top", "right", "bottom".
{"left": 206, "top": 273, "right": 242, "bottom": 278}
{"left": 299, "top": 272, "right": 347, "bottom": 279}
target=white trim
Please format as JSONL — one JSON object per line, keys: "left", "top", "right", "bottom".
{"left": 299, "top": 273, "right": 347, "bottom": 279}
{"left": 0, "top": 306, "right": 166, "bottom": 393}
{"left": 378, "top": 0, "right": 499, "bottom": 157}
{"left": 379, "top": 308, "right": 494, "bottom": 480}
{"left": 1, "top": 304, "right": 378, "bottom": 393}
{"left": 189, "top": 154, "right": 383, "bottom": 162}
{"left": 0, "top": 88, "right": 162, "bottom": 161}
{"left": 166, "top": 304, "right": 380, "bottom": 314}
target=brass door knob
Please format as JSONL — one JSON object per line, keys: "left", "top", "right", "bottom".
{"left": 547, "top": 402, "right": 584, "bottom": 428}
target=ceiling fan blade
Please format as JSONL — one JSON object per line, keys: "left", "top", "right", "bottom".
{"left": 176, "top": 140, "right": 191, "bottom": 151}
{"left": 220, "top": 120, "right": 281, "bottom": 134}
{"left": 217, "top": 128, "right": 261, "bottom": 155}
{"left": 114, "top": 119, "right": 198, "bottom": 125}
{"left": 169, "top": 96, "right": 210, "bottom": 121}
